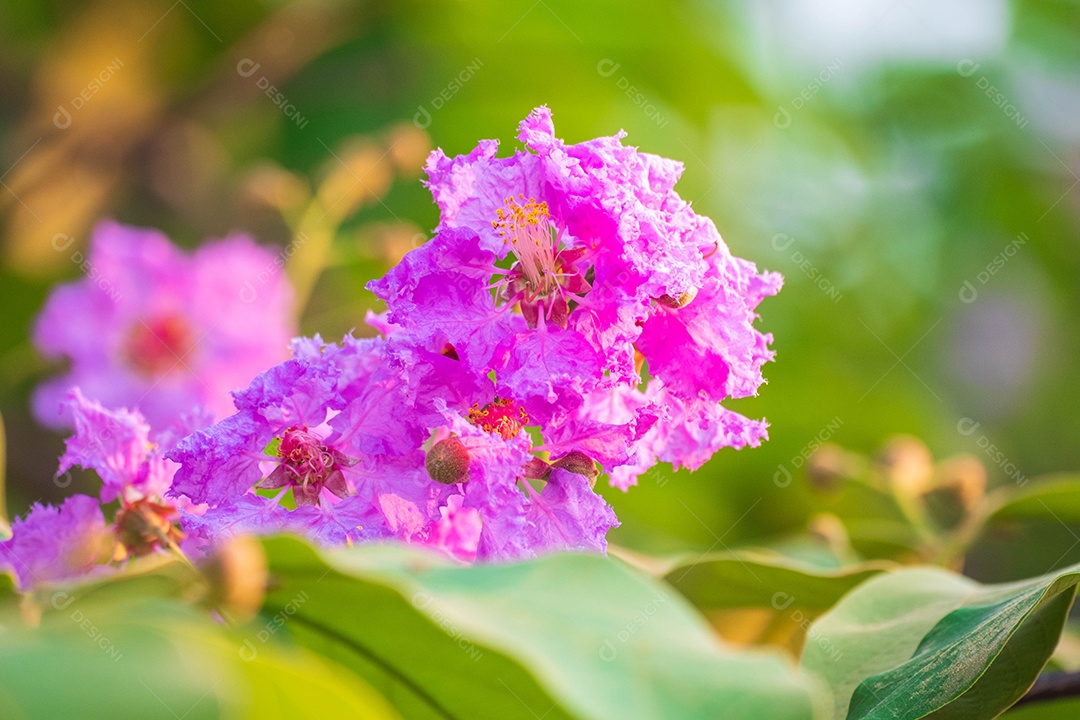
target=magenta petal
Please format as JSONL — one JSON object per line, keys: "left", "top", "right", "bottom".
{"left": 523, "top": 468, "right": 618, "bottom": 555}
{"left": 323, "top": 469, "right": 351, "bottom": 499}
{"left": 499, "top": 327, "right": 603, "bottom": 403}
{"left": 259, "top": 464, "right": 292, "bottom": 490}
{"left": 58, "top": 388, "right": 177, "bottom": 503}
{"left": 0, "top": 495, "right": 110, "bottom": 590}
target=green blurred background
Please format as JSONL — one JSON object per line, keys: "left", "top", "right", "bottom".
{"left": 1, "top": 0, "right": 1077, "bottom": 581}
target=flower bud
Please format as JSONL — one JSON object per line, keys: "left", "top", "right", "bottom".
{"left": 807, "top": 513, "right": 850, "bottom": 545}
{"left": 806, "top": 513, "right": 857, "bottom": 564}
{"left": 807, "top": 443, "right": 857, "bottom": 492}
{"left": 935, "top": 453, "right": 987, "bottom": 512}
{"left": 201, "top": 535, "right": 267, "bottom": 622}
{"left": 426, "top": 438, "right": 470, "bottom": 484}
{"left": 386, "top": 123, "right": 431, "bottom": 177}
{"left": 523, "top": 457, "right": 550, "bottom": 480}
{"left": 242, "top": 163, "right": 310, "bottom": 213}
{"left": 551, "top": 451, "right": 600, "bottom": 486}
{"left": 114, "top": 499, "right": 183, "bottom": 558}
{"left": 317, "top": 140, "right": 393, "bottom": 221}
{"left": 876, "top": 435, "right": 934, "bottom": 497}
{"left": 655, "top": 290, "right": 696, "bottom": 309}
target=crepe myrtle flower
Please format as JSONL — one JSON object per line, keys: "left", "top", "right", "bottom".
{"left": 167, "top": 353, "right": 357, "bottom": 553}
{"left": 375, "top": 334, "right": 622, "bottom": 561}
{"left": 167, "top": 336, "right": 462, "bottom": 555}
{"left": 57, "top": 389, "right": 204, "bottom": 559}
{"left": 56, "top": 388, "right": 202, "bottom": 504}
{"left": 370, "top": 106, "right": 779, "bottom": 481}
{"left": 32, "top": 220, "right": 295, "bottom": 431}
{"left": 599, "top": 381, "right": 771, "bottom": 490}
{"left": 0, "top": 489, "right": 187, "bottom": 591}
{"left": 0, "top": 391, "right": 206, "bottom": 590}
{"left": 0, "top": 495, "right": 114, "bottom": 591}
{"left": 425, "top": 494, "right": 482, "bottom": 563}
{"left": 371, "top": 106, "right": 778, "bottom": 401}
{"left": 169, "top": 327, "right": 620, "bottom": 561}
{"left": 377, "top": 332, "right": 624, "bottom": 561}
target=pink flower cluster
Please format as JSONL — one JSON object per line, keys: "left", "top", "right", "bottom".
{"left": 2, "top": 107, "right": 779, "bottom": 588}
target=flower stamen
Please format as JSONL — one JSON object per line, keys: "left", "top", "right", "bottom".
{"left": 494, "top": 195, "right": 560, "bottom": 295}
{"left": 259, "top": 425, "right": 357, "bottom": 507}
{"left": 467, "top": 398, "right": 529, "bottom": 440}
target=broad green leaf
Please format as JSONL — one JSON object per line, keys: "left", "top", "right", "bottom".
{"left": 260, "top": 536, "right": 824, "bottom": 720}
{"left": 0, "top": 591, "right": 398, "bottom": 719}
{"left": 663, "top": 550, "right": 891, "bottom": 613}
{"left": 987, "top": 475, "right": 1080, "bottom": 525}
{"left": 659, "top": 549, "right": 890, "bottom": 653}
{"left": 802, "top": 563, "right": 1080, "bottom": 719}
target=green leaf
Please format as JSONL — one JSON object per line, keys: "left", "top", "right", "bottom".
{"left": 663, "top": 550, "right": 891, "bottom": 613}
{"left": 259, "top": 536, "right": 823, "bottom": 720}
{"left": 802, "top": 563, "right": 1080, "bottom": 719}
{"left": 0, "top": 590, "right": 398, "bottom": 719}
{"left": 659, "top": 549, "right": 890, "bottom": 653}
{"left": 987, "top": 475, "right": 1080, "bottom": 525}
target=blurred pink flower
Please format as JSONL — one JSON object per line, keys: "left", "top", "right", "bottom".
{"left": 33, "top": 220, "right": 295, "bottom": 429}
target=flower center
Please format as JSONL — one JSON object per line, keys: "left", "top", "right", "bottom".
{"left": 491, "top": 195, "right": 590, "bottom": 329}
{"left": 494, "top": 195, "right": 560, "bottom": 295}
{"left": 125, "top": 315, "right": 193, "bottom": 376}
{"left": 259, "top": 425, "right": 357, "bottom": 506}
{"left": 467, "top": 398, "right": 529, "bottom": 440}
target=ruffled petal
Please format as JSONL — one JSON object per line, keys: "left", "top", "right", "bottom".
{"left": 0, "top": 495, "right": 112, "bottom": 590}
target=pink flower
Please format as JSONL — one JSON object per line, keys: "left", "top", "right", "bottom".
{"left": 0, "top": 390, "right": 207, "bottom": 589}
{"left": 0, "top": 495, "right": 113, "bottom": 590}
{"left": 57, "top": 388, "right": 195, "bottom": 504}
{"left": 33, "top": 220, "right": 295, "bottom": 430}
{"left": 372, "top": 106, "right": 779, "bottom": 492}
